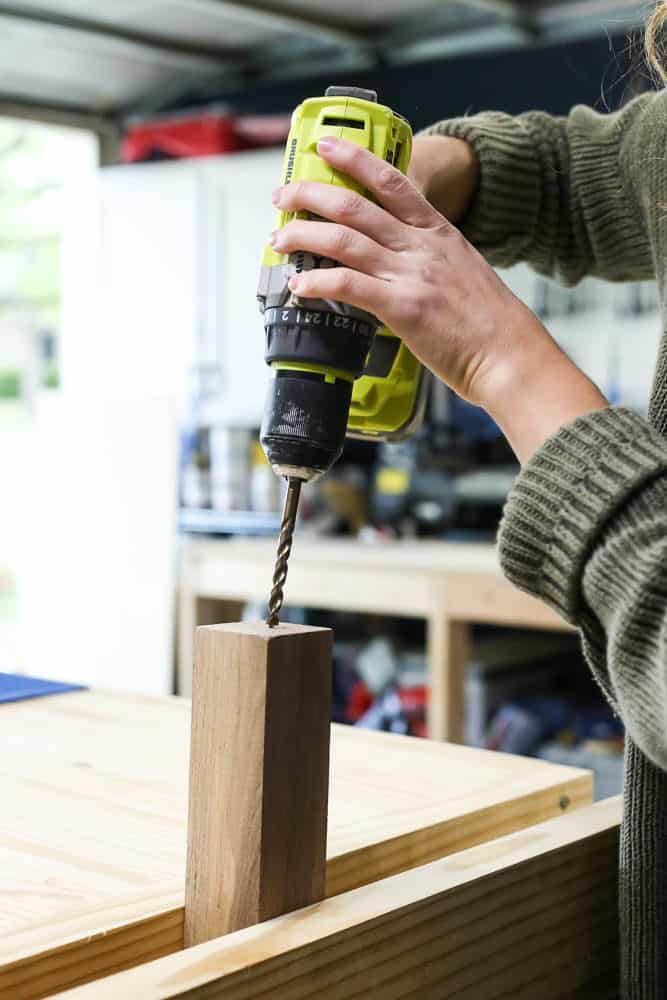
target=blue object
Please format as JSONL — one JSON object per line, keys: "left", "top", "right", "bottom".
{"left": 449, "top": 393, "right": 502, "bottom": 442}
{"left": 178, "top": 507, "right": 281, "bottom": 536}
{"left": 0, "top": 672, "right": 85, "bottom": 704}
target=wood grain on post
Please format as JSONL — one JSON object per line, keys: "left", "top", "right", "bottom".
{"left": 184, "top": 621, "right": 332, "bottom": 947}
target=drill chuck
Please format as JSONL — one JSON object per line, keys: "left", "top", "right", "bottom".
{"left": 260, "top": 304, "right": 377, "bottom": 481}
{"left": 260, "top": 370, "right": 353, "bottom": 481}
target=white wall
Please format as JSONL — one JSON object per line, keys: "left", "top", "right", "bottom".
{"left": 499, "top": 264, "right": 661, "bottom": 412}
{"left": 19, "top": 148, "right": 282, "bottom": 694}
{"left": 20, "top": 156, "right": 189, "bottom": 692}
{"left": 20, "top": 393, "right": 178, "bottom": 693}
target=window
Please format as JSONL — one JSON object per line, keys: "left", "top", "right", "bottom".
{"left": 0, "top": 116, "right": 97, "bottom": 671}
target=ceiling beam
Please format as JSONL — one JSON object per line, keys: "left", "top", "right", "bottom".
{"left": 0, "top": 3, "right": 244, "bottom": 70}
{"left": 387, "top": 23, "right": 535, "bottom": 64}
{"left": 457, "top": 0, "right": 529, "bottom": 20}
{"left": 536, "top": 0, "right": 645, "bottom": 30}
{"left": 182, "top": 0, "right": 369, "bottom": 49}
{"left": 375, "top": 1, "right": 537, "bottom": 63}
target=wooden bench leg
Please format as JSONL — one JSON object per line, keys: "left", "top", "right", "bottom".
{"left": 184, "top": 621, "right": 332, "bottom": 946}
{"left": 427, "top": 616, "right": 470, "bottom": 743}
{"left": 176, "top": 594, "right": 245, "bottom": 698}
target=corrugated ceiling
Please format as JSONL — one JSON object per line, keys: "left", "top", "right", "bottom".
{"left": 0, "top": 0, "right": 647, "bottom": 123}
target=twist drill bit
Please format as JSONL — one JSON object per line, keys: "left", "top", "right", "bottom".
{"left": 266, "top": 477, "right": 302, "bottom": 627}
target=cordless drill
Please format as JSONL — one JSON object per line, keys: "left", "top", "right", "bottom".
{"left": 258, "top": 86, "right": 428, "bottom": 625}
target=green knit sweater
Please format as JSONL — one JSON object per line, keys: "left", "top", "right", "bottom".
{"left": 425, "top": 91, "right": 667, "bottom": 1000}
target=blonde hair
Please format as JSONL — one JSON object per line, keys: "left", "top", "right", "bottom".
{"left": 646, "top": 2, "right": 667, "bottom": 81}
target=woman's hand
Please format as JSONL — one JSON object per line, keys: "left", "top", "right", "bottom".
{"left": 271, "top": 135, "right": 532, "bottom": 407}
{"left": 270, "top": 135, "right": 607, "bottom": 463}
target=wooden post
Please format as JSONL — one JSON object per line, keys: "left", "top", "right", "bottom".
{"left": 427, "top": 615, "right": 470, "bottom": 743}
{"left": 184, "top": 621, "right": 332, "bottom": 947}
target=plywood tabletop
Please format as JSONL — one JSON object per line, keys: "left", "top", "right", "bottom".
{"left": 0, "top": 689, "right": 592, "bottom": 997}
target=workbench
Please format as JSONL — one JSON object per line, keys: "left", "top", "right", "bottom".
{"left": 179, "top": 537, "right": 572, "bottom": 741}
{"left": 60, "top": 796, "right": 623, "bottom": 999}
{"left": 2, "top": 687, "right": 593, "bottom": 997}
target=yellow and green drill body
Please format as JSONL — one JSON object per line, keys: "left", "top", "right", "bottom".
{"left": 258, "top": 85, "right": 427, "bottom": 484}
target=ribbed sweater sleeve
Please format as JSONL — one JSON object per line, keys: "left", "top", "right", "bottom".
{"left": 498, "top": 407, "right": 667, "bottom": 770}
{"left": 421, "top": 96, "right": 657, "bottom": 284}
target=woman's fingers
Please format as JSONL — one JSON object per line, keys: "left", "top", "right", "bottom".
{"left": 274, "top": 179, "right": 406, "bottom": 249}
{"left": 288, "top": 267, "right": 390, "bottom": 322}
{"left": 272, "top": 219, "right": 396, "bottom": 279}
{"left": 316, "top": 136, "right": 445, "bottom": 229}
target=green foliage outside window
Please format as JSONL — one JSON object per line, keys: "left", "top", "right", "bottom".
{"left": 0, "top": 118, "right": 64, "bottom": 404}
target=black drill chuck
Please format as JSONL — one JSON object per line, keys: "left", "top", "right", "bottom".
{"left": 260, "top": 370, "right": 353, "bottom": 481}
{"left": 260, "top": 302, "right": 375, "bottom": 480}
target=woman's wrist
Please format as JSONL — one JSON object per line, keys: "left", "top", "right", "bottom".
{"left": 476, "top": 310, "right": 608, "bottom": 464}
{"left": 409, "top": 135, "right": 480, "bottom": 224}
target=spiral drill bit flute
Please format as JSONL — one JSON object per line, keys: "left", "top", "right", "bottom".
{"left": 266, "top": 478, "right": 302, "bottom": 627}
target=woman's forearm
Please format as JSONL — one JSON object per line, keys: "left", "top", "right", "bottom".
{"left": 408, "top": 134, "right": 480, "bottom": 223}
{"left": 477, "top": 319, "right": 609, "bottom": 464}
{"left": 409, "top": 135, "right": 608, "bottom": 462}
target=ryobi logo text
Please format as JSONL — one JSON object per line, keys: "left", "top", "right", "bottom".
{"left": 284, "top": 138, "right": 297, "bottom": 184}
